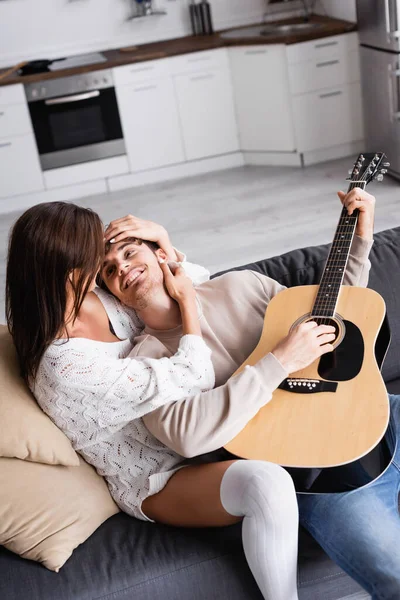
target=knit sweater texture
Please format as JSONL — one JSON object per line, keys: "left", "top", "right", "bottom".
{"left": 32, "top": 261, "right": 214, "bottom": 521}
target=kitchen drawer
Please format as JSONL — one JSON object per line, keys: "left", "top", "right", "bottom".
{"left": 292, "top": 82, "right": 364, "bottom": 152}
{"left": 288, "top": 48, "right": 360, "bottom": 94}
{"left": 0, "top": 103, "right": 33, "bottom": 138}
{"left": 0, "top": 83, "right": 26, "bottom": 106}
{"left": 113, "top": 58, "right": 170, "bottom": 86}
{"left": 287, "top": 32, "right": 358, "bottom": 65}
{"left": 169, "top": 49, "right": 229, "bottom": 75}
{"left": 0, "top": 135, "right": 44, "bottom": 199}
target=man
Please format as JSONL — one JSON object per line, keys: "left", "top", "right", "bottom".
{"left": 101, "top": 188, "right": 400, "bottom": 599}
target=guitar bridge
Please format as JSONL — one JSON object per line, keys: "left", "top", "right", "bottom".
{"left": 278, "top": 378, "right": 338, "bottom": 393}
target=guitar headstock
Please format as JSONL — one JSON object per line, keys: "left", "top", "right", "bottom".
{"left": 347, "top": 153, "right": 389, "bottom": 185}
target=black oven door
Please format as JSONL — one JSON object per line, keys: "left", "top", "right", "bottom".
{"left": 29, "top": 87, "right": 125, "bottom": 170}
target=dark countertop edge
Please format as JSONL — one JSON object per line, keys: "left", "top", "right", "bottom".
{"left": 0, "top": 15, "right": 357, "bottom": 88}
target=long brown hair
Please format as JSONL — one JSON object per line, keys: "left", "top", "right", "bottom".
{"left": 6, "top": 202, "right": 104, "bottom": 381}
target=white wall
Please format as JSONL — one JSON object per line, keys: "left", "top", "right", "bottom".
{"left": 0, "top": 0, "right": 357, "bottom": 69}
{"left": 317, "top": 0, "right": 357, "bottom": 23}
{"left": 0, "top": 0, "right": 266, "bottom": 67}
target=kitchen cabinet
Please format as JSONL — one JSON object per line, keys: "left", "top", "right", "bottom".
{"left": 0, "top": 84, "right": 44, "bottom": 200}
{"left": 0, "top": 135, "right": 44, "bottom": 200}
{"left": 173, "top": 66, "right": 239, "bottom": 161}
{"left": 229, "top": 45, "right": 296, "bottom": 153}
{"left": 287, "top": 32, "right": 363, "bottom": 153}
{"left": 114, "top": 62, "right": 185, "bottom": 172}
{"left": 292, "top": 82, "right": 363, "bottom": 153}
{"left": 115, "top": 77, "right": 184, "bottom": 172}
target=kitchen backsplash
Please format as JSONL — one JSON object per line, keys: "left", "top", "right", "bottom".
{"left": 0, "top": 0, "right": 356, "bottom": 69}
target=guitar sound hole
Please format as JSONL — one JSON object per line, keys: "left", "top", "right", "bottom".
{"left": 311, "top": 317, "right": 340, "bottom": 343}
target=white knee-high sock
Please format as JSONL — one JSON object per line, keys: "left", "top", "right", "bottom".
{"left": 220, "top": 460, "right": 299, "bottom": 600}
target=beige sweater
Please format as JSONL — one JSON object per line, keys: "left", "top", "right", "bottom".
{"left": 132, "top": 236, "right": 373, "bottom": 459}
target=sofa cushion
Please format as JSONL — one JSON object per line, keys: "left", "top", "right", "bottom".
{"left": 215, "top": 227, "right": 400, "bottom": 383}
{"left": 0, "top": 325, "right": 79, "bottom": 466}
{"left": 0, "top": 456, "right": 119, "bottom": 572}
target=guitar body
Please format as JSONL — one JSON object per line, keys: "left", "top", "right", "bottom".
{"left": 224, "top": 285, "right": 390, "bottom": 468}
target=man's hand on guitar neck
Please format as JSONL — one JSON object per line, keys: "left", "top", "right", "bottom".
{"left": 272, "top": 321, "right": 336, "bottom": 375}
{"left": 337, "top": 188, "right": 376, "bottom": 241}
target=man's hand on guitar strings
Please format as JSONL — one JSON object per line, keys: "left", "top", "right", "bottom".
{"left": 337, "top": 188, "right": 375, "bottom": 241}
{"left": 272, "top": 321, "right": 336, "bottom": 375}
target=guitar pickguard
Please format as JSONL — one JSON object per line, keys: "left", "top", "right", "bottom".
{"left": 318, "top": 319, "right": 364, "bottom": 381}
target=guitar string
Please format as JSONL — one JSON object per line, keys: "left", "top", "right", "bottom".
{"left": 317, "top": 168, "right": 370, "bottom": 325}
{"left": 313, "top": 163, "right": 371, "bottom": 327}
{"left": 316, "top": 178, "right": 366, "bottom": 325}
{"left": 317, "top": 187, "right": 360, "bottom": 325}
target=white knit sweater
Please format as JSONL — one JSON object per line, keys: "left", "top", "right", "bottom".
{"left": 33, "top": 262, "right": 214, "bottom": 521}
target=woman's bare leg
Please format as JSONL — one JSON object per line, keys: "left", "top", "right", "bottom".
{"left": 143, "top": 459, "right": 240, "bottom": 526}
{"left": 142, "top": 460, "right": 299, "bottom": 600}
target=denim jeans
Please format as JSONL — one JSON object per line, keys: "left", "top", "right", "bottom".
{"left": 297, "top": 394, "right": 400, "bottom": 600}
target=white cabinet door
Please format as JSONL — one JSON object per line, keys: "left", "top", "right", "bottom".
{"left": 173, "top": 68, "right": 239, "bottom": 161}
{"left": 115, "top": 77, "right": 185, "bottom": 172}
{"left": 0, "top": 135, "right": 44, "bottom": 199}
{"left": 229, "top": 46, "right": 296, "bottom": 152}
{"left": 292, "top": 82, "right": 364, "bottom": 153}
{"left": 0, "top": 104, "right": 33, "bottom": 138}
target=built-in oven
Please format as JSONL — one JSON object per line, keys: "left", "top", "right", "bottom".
{"left": 25, "top": 69, "right": 126, "bottom": 170}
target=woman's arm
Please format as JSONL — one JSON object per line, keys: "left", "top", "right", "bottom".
{"left": 36, "top": 335, "right": 215, "bottom": 445}
{"left": 159, "top": 260, "right": 201, "bottom": 337}
{"left": 104, "top": 215, "right": 177, "bottom": 259}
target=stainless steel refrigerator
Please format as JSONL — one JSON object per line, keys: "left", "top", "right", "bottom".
{"left": 357, "top": 0, "right": 400, "bottom": 179}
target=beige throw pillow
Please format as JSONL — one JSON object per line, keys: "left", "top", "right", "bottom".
{"left": 0, "top": 456, "right": 120, "bottom": 571}
{"left": 0, "top": 325, "right": 79, "bottom": 466}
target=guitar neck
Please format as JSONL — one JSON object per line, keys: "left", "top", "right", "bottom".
{"left": 312, "top": 181, "right": 367, "bottom": 318}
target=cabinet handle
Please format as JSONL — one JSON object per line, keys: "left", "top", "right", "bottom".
{"left": 0, "top": 141, "right": 11, "bottom": 149}
{"left": 316, "top": 59, "right": 340, "bottom": 68}
{"left": 315, "top": 41, "right": 338, "bottom": 49}
{"left": 133, "top": 84, "right": 158, "bottom": 92}
{"left": 130, "top": 65, "right": 154, "bottom": 73}
{"left": 384, "top": 0, "right": 400, "bottom": 40}
{"left": 190, "top": 74, "right": 214, "bottom": 81}
{"left": 245, "top": 49, "right": 267, "bottom": 55}
{"left": 319, "top": 90, "right": 342, "bottom": 99}
{"left": 389, "top": 67, "right": 400, "bottom": 120}
{"left": 188, "top": 56, "right": 211, "bottom": 63}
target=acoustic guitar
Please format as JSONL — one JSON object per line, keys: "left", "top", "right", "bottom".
{"left": 225, "top": 153, "right": 392, "bottom": 470}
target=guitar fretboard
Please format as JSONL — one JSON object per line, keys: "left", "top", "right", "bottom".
{"left": 312, "top": 181, "right": 366, "bottom": 319}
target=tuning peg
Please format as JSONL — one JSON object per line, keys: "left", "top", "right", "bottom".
{"left": 381, "top": 169, "right": 388, "bottom": 174}
{"left": 348, "top": 169, "right": 353, "bottom": 175}
{"left": 383, "top": 162, "right": 390, "bottom": 167}
{"left": 375, "top": 174, "right": 384, "bottom": 182}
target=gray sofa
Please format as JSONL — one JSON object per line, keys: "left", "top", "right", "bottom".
{"left": 1, "top": 226, "right": 399, "bottom": 600}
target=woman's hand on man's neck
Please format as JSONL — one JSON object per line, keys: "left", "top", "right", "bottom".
{"left": 136, "top": 293, "right": 183, "bottom": 331}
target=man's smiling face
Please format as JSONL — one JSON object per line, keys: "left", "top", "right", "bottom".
{"left": 100, "top": 238, "right": 165, "bottom": 309}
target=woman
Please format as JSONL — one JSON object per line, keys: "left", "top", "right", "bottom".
{"left": 6, "top": 201, "right": 299, "bottom": 600}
